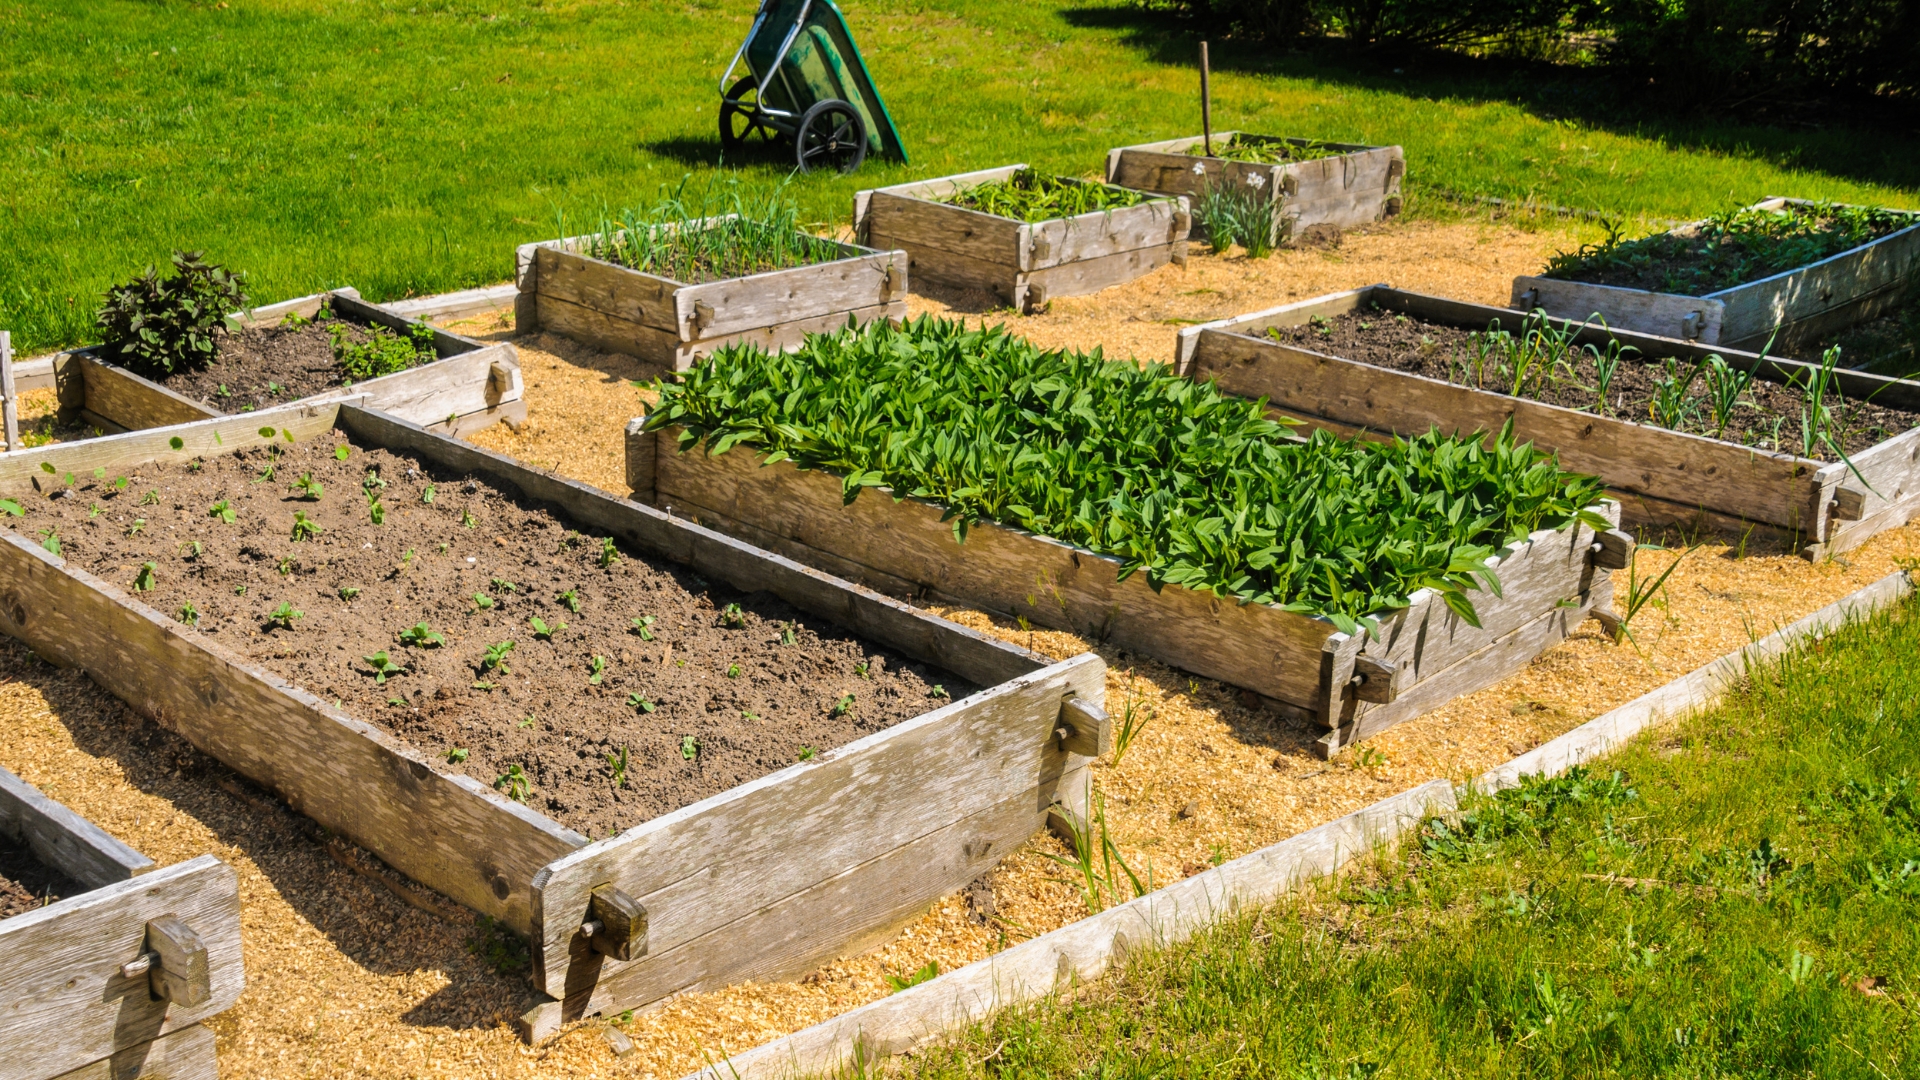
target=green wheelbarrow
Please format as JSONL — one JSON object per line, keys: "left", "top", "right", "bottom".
{"left": 719, "top": 0, "right": 907, "bottom": 173}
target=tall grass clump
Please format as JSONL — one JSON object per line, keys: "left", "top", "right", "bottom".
{"left": 895, "top": 599, "right": 1920, "bottom": 1079}
{"left": 574, "top": 176, "right": 845, "bottom": 285}
{"left": 1196, "top": 180, "right": 1278, "bottom": 256}
{"left": 647, "top": 317, "right": 1609, "bottom": 632}
{"left": 942, "top": 169, "right": 1150, "bottom": 223}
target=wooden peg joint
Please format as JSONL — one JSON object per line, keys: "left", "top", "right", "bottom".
{"left": 1057, "top": 697, "right": 1111, "bottom": 758}
{"left": 143, "top": 914, "right": 211, "bottom": 1006}
{"left": 1350, "top": 655, "right": 1402, "bottom": 704}
{"left": 584, "top": 883, "right": 648, "bottom": 962}
{"left": 1832, "top": 485, "right": 1868, "bottom": 522}
{"left": 1591, "top": 528, "right": 1635, "bottom": 570}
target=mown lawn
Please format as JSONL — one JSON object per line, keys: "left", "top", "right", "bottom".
{"left": 897, "top": 599, "right": 1920, "bottom": 1079}
{"left": 3, "top": 0, "right": 1916, "bottom": 354}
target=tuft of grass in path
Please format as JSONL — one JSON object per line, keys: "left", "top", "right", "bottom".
{"left": 897, "top": 598, "right": 1920, "bottom": 1079}
{"left": 2, "top": 1, "right": 1915, "bottom": 355}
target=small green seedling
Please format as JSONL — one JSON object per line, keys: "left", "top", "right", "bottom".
{"left": 339, "top": 586, "right": 361, "bottom": 601}
{"left": 588, "top": 655, "right": 606, "bottom": 684}
{"left": 178, "top": 540, "right": 203, "bottom": 559}
{"left": 132, "top": 562, "right": 157, "bottom": 592}
{"left": 399, "top": 622, "right": 445, "bottom": 648}
{"left": 598, "top": 536, "right": 619, "bottom": 569}
{"left": 234, "top": 584, "right": 248, "bottom": 596}
{"left": 490, "top": 577, "right": 518, "bottom": 593}
{"left": 461, "top": 507, "right": 477, "bottom": 529}
{"left": 363, "top": 469, "right": 387, "bottom": 493}
{"left": 277, "top": 555, "right": 294, "bottom": 576}
{"left": 779, "top": 623, "right": 797, "bottom": 646}
{"left": 291, "top": 472, "right": 324, "bottom": 500}
{"left": 831, "top": 694, "right": 854, "bottom": 718}
{"left": 493, "top": 763, "right": 529, "bottom": 802}
{"left": 929, "top": 684, "right": 949, "bottom": 699}
{"left": 126, "top": 518, "right": 146, "bottom": 537}
{"left": 529, "top": 616, "right": 563, "bottom": 640}
{"left": 854, "top": 661, "right": 871, "bottom": 679}
{"left": 885, "top": 960, "right": 940, "bottom": 993}
{"left": 140, "top": 489, "right": 160, "bottom": 506}
{"left": 720, "top": 602, "right": 746, "bottom": 629}
{"left": 363, "top": 651, "right": 406, "bottom": 685}
{"left": 480, "top": 640, "right": 516, "bottom": 674}
{"left": 92, "top": 467, "right": 105, "bottom": 482}
{"left": 797, "top": 746, "right": 817, "bottom": 761}
{"left": 334, "top": 445, "right": 351, "bottom": 461}
{"left": 606, "top": 745, "right": 629, "bottom": 788}
{"left": 0, "top": 499, "right": 22, "bottom": 517}
{"left": 740, "top": 710, "right": 759, "bottom": 721}
{"left": 401, "top": 548, "right": 417, "bottom": 567}
{"left": 446, "top": 747, "right": 469, "bottom": 764}
{"left": 626, "top": 693, "right": 655, "bottom": 713}
{"left": 269, "top": 602, "right": 302, "bottom": 629}
{"left": 557, "top": 588, "right": 581, "bottom": 613}
{"left": 472, "top": 591, "right": 495, "bottom": 610}
{"left": 471, "top": 681, "right": 495, "bottom": 691}
{"left": 680, "top": 735, "right": 699, "bottom": 760}
{"left": 726, "top": 663, "right": 740, "bottom": 678}
{"left": 517, "top": 714, "right": 536, "bottom": 729}
{"left": 631, "top": 615, "right": 657, "bottom": 640}
{"left": 368, "top": 499, "right": 386, "bottom": 526}
{"left": 209, "top": 499, "right": 235, "bottom": 524}
{"left": 87, "top": 502, "right": 101, "bottom": 519}
{"left": 291, "top": 510, "right": 322, "bottom": 541}
{"left": 420, "top": 483, "right": 435, "bottom": 504}
{"left": 168, "top": 436, "right": 184, "bottom": 451}
{"left": 38, "top": 529, "right": 59, "bottom": 555}
{"left": 436, "top": 542, "right": 449, "bottom": 554}
{"left": 176, "top": 602, "right": 200, "bottom": 627}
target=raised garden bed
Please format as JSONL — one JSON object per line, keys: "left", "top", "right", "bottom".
{"left": 1513, "top": 198, "right": 1920, "bottom": 352}
{"left": 853, "top": 166, "right": 1189, "bottom": 314}
{"left": 0, "top": 764, "right": 242, "bottom": 1080}
{"left": 514, "top": 222, "right": 906, "bottom": 379}
{"left": 1177, "top": 285, "right": 1920, "bottom": 558}
{"left": 627, "top": 318, "right": 1623, "bottom": 755}
{"left": 12, "top": 289, "right": 525, "bottom": 445}
{"left": 1104, "top": 133, "right": 1404, "bottom": 249}
{"left": 0, "top": 399, "right": 1105, "bottom": 1026}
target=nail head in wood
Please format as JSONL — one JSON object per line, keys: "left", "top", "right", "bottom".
{"left": 586, "top": 883, "right": 648, "bottom": 962}
{"left": 1832, "top": 485, "right": 1868, "bottom": 522}
{"left": 1058, "top": 696, "right": 1111, "bottom": 758}
{"left": 1350, "top": 655, "right": 1402, "bottom": 704}
{"left": 1591, "top": 528, "right": 1636, "bottom": 570}
{"left": 144, "top": 914, "right": 211, "bottom": 1006}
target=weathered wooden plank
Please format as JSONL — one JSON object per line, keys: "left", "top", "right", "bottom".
{"left": 382, "top": 283, "right": 520, "bottom": 321}
{"left": 864, "top": 191, "right": 1027, "bottom": 268}
{"left": 0, "top": 399, "right": 345, "bottom": 488}
{"left": 624, "top": 418, "right": 656, "bottom": 503}
{"left": 680, "top": 301, "right": 904, "bottom": 368}
{"left": 1, "top": 332, "right": 16, "bottom": 452}
{"left": 1188, "top": 326, "right": 1821, "bottom": 530}
{"left": 1513, "top": 275, "right": 1728, "bottom": 344}
{"left": 536, "top": 293, "right": 682, "bottom": 371}
{"left": 531, "top": 653, "right": 1105, "bottom": 1006}
{"left": 675, "top": 250, "right": 903, "bottom": 340}
{"left": 1025, "top": 245, "right": 1180, "bottom": 309}
{"left": 681, "top": 777, "right": 1455, "bottom": 1080}
{"left": 867, "top": 238, "right": 1023, "bottom": 306}
{"left": 347, "top": 342, "right": 523, "bottom": 428}
{"left": 532, "top": 246, "right": 681, "bottom": 333}
{"left": 1711, "top": 218, "right": 1920, "bottom": 353}
{"left": 0, "top": 765, "right": 153, "bottom": 890}
{"left": 1028, "top": 198, "right": 1187, "bottom": 269}
{"left": 853, "top": 164, "right": 1029, "bottom": 234}
{"left": 0, "top": 855, "right": 241, "bottom": 1079}
{"left": 71, "top": 355, "right": 217, "bottom": 431}
{"left": 48, "top": 1023, "right": 217, "bottom": 1080}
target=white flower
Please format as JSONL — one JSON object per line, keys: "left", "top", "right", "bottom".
{"left": 1245, "top": 173, "right": 1267, "bottom": 189}
{"left": 1192, "top": 162, "right": 1207, "bottom": 175}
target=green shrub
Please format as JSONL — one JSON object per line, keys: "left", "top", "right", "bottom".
{"left": 95, "top": 250, "right": 248, "bottom": 377}
{"left": 330, "top": 317, "right": 437, "bottom": 382}
{"left": 648, "top": 317, "right": 1609, "bottom": 632}
{"left": 942, "top": 169, "right": 1150, "bottom": 223}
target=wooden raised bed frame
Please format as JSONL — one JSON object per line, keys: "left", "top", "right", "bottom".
{"left": 1104, "top": 133, "right": 1405, "bottom": 248}
{"left": 514, "top": 225, "right": 907, "bottom": 379}
{"left": 1512, "top": 197, "right": 1920, "bottom": 353}
{"left": 626, "top": 418, "right": 1621, "bottom": 756}
{"left": 0, "top": 400, "right": 1106, "bottom": 1027}
{"left": 1176, "top": 285, "right": 1920, "bottom": 560}
{"left": 7, "top": 288, "right": 526, "bottom": 444}
{"left": 0, "top": 765, "right": 242, "bottom": 1080}
{"left": 853, "top": 165, "right": 1191, "bottom": 315}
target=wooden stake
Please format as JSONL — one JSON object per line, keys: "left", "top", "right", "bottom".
{"left": 1199, "top": 41, "right": 1212, "bottom": 157}
{"left": 0, "top": 331, "right": 17, "bottom": 452}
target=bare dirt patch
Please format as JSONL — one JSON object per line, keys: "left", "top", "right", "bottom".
{"left": 0, "top": 834, "right": 80, "bottom": 918}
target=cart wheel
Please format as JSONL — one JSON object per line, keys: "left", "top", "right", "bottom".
{"left": 794, "top": 99, "right": 867, "bottom": 174}
{"left": 720, "top": 77, "right": 777, "bottom": 149}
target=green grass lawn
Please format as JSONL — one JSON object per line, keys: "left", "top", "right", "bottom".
{"left": 3, "top": 0, "right": 1916, "bottom": 355}
{"left": 894, "top": 599, "right": 1920, "bottom": 1079}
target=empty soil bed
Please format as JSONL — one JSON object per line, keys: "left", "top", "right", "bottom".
{"left": 0, "top": 836, "right": 80, "bottom": 918}
{"left": 1264, "top": 308, "right": 1920, "bottom": 458}
{"left": 143, "top": 317, "right": 422, "bottom": 412}
{"left": 13, "top": 435, "right": 969, "bottom": 837}
{"left": 1827, "top": 300, "right": 1920, "bottom": 376}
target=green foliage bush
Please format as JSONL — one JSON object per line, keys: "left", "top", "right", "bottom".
{"left": 648, "top": 317, "right": 1609, "bottom": 632}
{"left": 95, "top": 250, "right": 248, "bottom": 378}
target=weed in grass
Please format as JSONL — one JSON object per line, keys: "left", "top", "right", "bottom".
{"left": 530, "top": 616, "right": 563, "bottom": 640}
{"left": 362, "top": 651, "right": 405, "bottom": 685}
{"left": 885, "top": 960, "right": 940, "bottom": 993}
{"left": 1044, "top": 782, "right": 1148, "bottom": 914}
{"left": 943, "top": 168, "right": 1149, "bottom": 224}
{"left": 680, "top": 735, "right": 699, "bottom": 760}
{"left": 720, "top": 602, "right": 745, "bottom": 629}
{"left": 626, "top": 693, "right": 656, "bottom": 713}
{"left": 1111, "top": 676, "right": 1156, "bottom": 767}
{"left": 290, "top": 472, "right": 323, "bottom": 500}
{"left": 493, "top": 763, "right": 530, "bottom": 802}
{"left": 606, "top": 744, "right": 629, "bottom": 788}
{"left": 588, "top": 655, "right": 606, "bottom": 684}
{"left": 338, "top": 586, "right": 360, "bottom": 601}
{"left": 268, "top": 602, "right": 302, "bottom": 629}
{"left": 399, "top": 622, "right": 444, "bottom": 648}
{"left": 132, "top": 562, "right": 156, "bottom": 592}
{"left": 480, "top": 640, "right": 515, "bottom": 674}
{"left": 557, "top": 589, "right": 581, "bottom": 613}
{"left": 1615, "top": 544, "right": 1694, "bottom": 646}
{"left": 176, "top": 602, "right": 199, "bottom": 626}
{"left": 630, "top": 615, "right": 657, "bottom": 640}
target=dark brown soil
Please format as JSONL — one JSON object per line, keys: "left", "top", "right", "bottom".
{"left": 1822, "top": 300, "right": 1920, "bottom": 377}
{"left": 0, "top": 837, "right": 82, "bottom": 918}
{"left": 155, "top": 317, "right": 413, "bottom": 412}
{"left": 1264, "top": 306, "right": 1920, "bottom": 459}
{"left": 12, "top": 437, "right": 972, "bottom": 838}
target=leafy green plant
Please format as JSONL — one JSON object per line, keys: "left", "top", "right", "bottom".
{"left": 680, "top": 734, "right": 699, "bottom": 760}
{"left": 446, "top": 747, "right": 469, "bottom": 764}
{"left": 1111, "top": 677, "right": 1156, "bottom": 766}
{"left": 885, "top": 960, "right": 941, "bottom": 993}
{"left": 472, "top": 592, "right": 494, "bottom": 610}
{"left": 493, "top": 763, "right": 530, "bottom": 802}
{"left": 330, "top": 315, "right": 436, "bottom": 381}
{"left": 588, "top": 655, "right": 606, "bottom": 684}
{"left": 650, "top": 316, "right": 1608, "bottom": 634}
{"left": 943, "top": 168, "right": 1149, "bottom": 223}
{"left": 530, "top": 616, "right": 563, "bottom": 640}
{"left": 631, "top": 615, "right": 657, "bottom": 640}
{"left": 368, "top": 499, "right": 386, "bottom": 526}
{"left": 929, "top": 684, "right": 948, "bottom": 699}
{"left": 209, "top": 499, "right": 235, "bottom": 523}
{"left": 38, "top": 529, "right": 58, "bottom": 555}
{"left": 557, "top": 588, "right": 581, "bottom": 613}
{"left": 1700, "top": 355, "right": 1756, "bottom": 439}
{"left": 1614, "top": 545, "right": 1693, "bottom": 646}
{"left": 126, "top": 518, "right": 146, "bottom": 537}
{"left": 132, "top": 561, "right": 157, "bottom": 591}
{"left": 1195, "top": 180, "right": 1275, "bottom": 257}
{"left": 480, "top": 640, "right": 515, "bottom": 674}
{"left": 626, "top": 693, "right": 656, "bottom": 713}
{"left": 726, "top": 663, "right": 740, "bottom": 678}
{"left": 95, "top": 250, "right": 248, "bottom": 377}
{"left": 797, "top": 745, "right": 817, "bottom": 761}
{"left": 460, "top": 507, "right": 476, "bottom": 528}
{"left": 1187, "top": 134, "right": 1340, "bottom": 165}
{"left": 490, "top": 577, "right": 518, "bottom": 593}
{"left": 854, "top": 660, "right": 871, "bottom": 678}
{"left": 363, "top": 651, "right": 405, "bottom": 685}
{"left": 178, "top": 540, "right": 203, "bottom": 559}
{"left": 334, "top": 445, "right": 351, "bottom": 461}
{"left": 831, "top": 693, "right": 855, "bottom": 718}
{"left": 1647, "top": 357, "right": 1705, "bottom": 430}
{"left": 176, "top": 602, "right": 199, "bottom": 626}
{"left": 399, "top": 622, "right": 444, "bottom": 648}
{"left": 606, "top": 744, "right": 629, "bottom": 788}
{"left": 339, "top": 586, "right": 361, "bottom": 601}
{"left": 290, "top": 510, "right": 322, "bottom": 541}
{"left": 290, "top": 472, "right": 323, "bottom": 500}
{"left": 269, "top": 601, "right": 302, "bottom": 629}
{"left": 598, "top": 536, "right": 619, "bottom": 569}
{"left": 1044, "top": 783, "right": 1148, "bottom": 914}
{"left": 420, "top": 483, "right": 436, "bottom": 504}
{"left": 1546, "top": 203, "right": 1914, "bottom": 294}
{"left": 720, "top": 602, "right": 745, "bottom": 629}
{"left": 780, "top": 622, "right": 797, "bottom": 645}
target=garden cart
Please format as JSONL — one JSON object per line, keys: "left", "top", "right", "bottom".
{"left": 719, "top": 0, "right": 907, "bottom": 173}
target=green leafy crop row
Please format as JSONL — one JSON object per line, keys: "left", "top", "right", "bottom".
{"left": 942, "top": 169, "right": 1152, "bottom": 224}
{"left": 576, "top": 175, "right": 846, "bottom": 285}
{"left": 1187, "top": 135, "right": 1342, "bottom": 166}
{"left": 647, "top": 318, "right": 1609, "bottom": 633}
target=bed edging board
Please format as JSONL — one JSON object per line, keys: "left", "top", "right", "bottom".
{"left": 1177, "top": 284, "right": 1920, "bottom": 560}
{"left": 678, "top": 568, "right": 1915, "bottom": 1080}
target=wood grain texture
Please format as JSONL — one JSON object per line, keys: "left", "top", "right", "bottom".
{"left": 531, "top": 247, "right": 681, "bottom": 332}
{"left": 675, "top": 250, "right": 903, "bottom": 340}
{"left": 530, "top": 654, "right": 1105, "bottom": 1007}
{"left": 69, "top": 356, "right": 217, "bottom": 431}
{"left": 681, "top": 777, "right": 1455, "bottom": 1080}
{"left": 1026, "top": 245, "right": 1181, "bottom": 309}
{"left": 534, "top": 293, "right": 681, "bottom": 375}
{"left": 0, "top": 400, "right": 345, "bottom": 487}
{"left": 679, "top": 301, "right": 904, "bottom": 368}
{"left": 47, "top": 1023, "right": 217, "bottom": 1080}
{"left": 348, "top": 342, "right": 524, "bottom": 428}
{"left": 382, "top": 283, "right": 521, "bottom": 322}
{"left": 0, "top": 856, "right": 241, "bottom": 1080}
{"left": 1104, "top": 137, "right": 1402, "bottom": 241}
{"left": 866, "top": 239, "right": 1023, "bottom": 306}
{"left": 1028, "top": 199, "right": 1189, "bottom": 269}
{"left": 0, "top": 765, "right": 152, "bottom": 890}
{"left": 855, "top": 165, "right": 1029, "bottom": 218}
{"left": 1512, "top": 276, "right": 1727, "bottom": 344}
{"left": 864, "top": 191, "right": 1027, "bottom": 267}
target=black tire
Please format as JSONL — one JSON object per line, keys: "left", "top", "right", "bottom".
{"left": 719, "top": 77, "right": 777, "bottom": 149}
{"left": 794, "top": 99, "right": 867, "bottom": 174}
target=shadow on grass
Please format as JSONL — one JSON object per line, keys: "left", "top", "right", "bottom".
{"left": 640, "top": 135, "right": 803, "bottom": 176}
{"left": 1056, "top": 5, "right": 1920, "bottom": 195}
